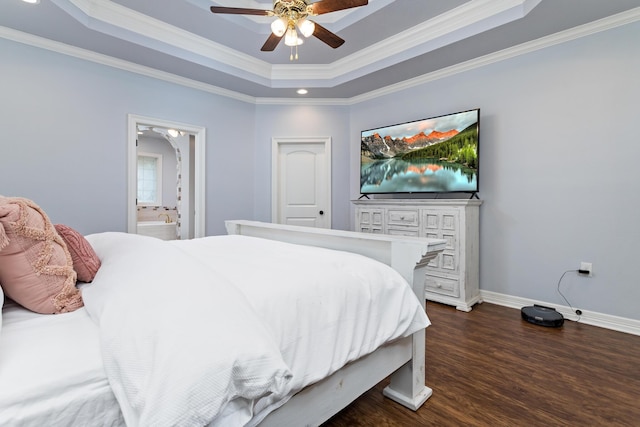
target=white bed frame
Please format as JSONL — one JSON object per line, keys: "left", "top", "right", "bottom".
{"left": 225, "top": 220, "right": 446, "bottom": 426}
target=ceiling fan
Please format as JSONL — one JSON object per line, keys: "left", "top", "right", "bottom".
{"left": 210, "top": 0, "right": 369, "bottom": 60}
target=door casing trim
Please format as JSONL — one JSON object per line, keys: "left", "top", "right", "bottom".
{"left": 127, "top": 114, "right": 206, "bottom": 237}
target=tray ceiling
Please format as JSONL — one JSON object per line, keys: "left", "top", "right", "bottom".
{"left": 2, "top": 0, "right": 639, "bottom": 100}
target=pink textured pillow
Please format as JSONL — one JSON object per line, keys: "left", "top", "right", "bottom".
{"left": 0, "top": 196, "right": 83, "bottom": 314}
{"left": 54, "top": 224, "right": 101, "bottom": 282}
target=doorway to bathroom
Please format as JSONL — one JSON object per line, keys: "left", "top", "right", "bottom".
{"left": 127, "top": 114, "right": 206, "bottom": 239}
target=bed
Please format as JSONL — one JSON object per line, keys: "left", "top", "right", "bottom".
{"left": 0, "top": 211, "right": 445, "bottom": 426}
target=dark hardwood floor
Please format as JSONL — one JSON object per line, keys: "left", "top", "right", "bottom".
{"left": 322, "top": 301, "right": 640, "bottom": 426}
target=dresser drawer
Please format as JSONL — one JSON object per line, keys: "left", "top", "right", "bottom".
{"left": 423, "top": 210, "right": 459, "bottom": 233}
{"left": 358, "top": 209, "right": 383, "bottom": 226}
{"left": 360, "top": 225, "right": 383, "bottom": 234}
{"left": 424, "top": 274, "right": 460, "bottom": 298}
{"left": 428, "top": 251, "right": 457, "bottom": 272}
{"left": 387, "top": 209, "right": 419, "bottom": 227}
{"left": 387, "top": 227, "right": 420, "bottom": 237}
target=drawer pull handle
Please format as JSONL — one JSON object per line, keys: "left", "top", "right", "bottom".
{"left": 436, "top": 283, "right": 442, "bottom": 288}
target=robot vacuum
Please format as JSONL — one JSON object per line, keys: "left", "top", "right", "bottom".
{"left": 521, "top": 304, "right": 564, "bottom": 327}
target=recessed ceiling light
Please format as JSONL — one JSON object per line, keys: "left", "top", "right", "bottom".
{"left": 297, "top": 89, "right": 308, "bottom": 95}
{"left": 22, "top": 0, "right": 40, "bottom": 4}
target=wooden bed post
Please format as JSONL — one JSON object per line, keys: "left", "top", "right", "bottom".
{"left": 383, "top": 327, "right": 432, "bottom": 410}
{"left": 383, "top": 244, "right": 438, "bottom": 410}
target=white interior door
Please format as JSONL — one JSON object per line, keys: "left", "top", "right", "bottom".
{"left": 272, "top": 137, "right": 331, "bottom": 228}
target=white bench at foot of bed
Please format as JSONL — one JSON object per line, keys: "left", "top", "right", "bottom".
{"left": 225, "top": 220, "right": 446, "bottom": 426}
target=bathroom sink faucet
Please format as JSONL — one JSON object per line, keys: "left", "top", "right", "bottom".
{"left": 158, "top": 213, "right": 172, "bottom": 223}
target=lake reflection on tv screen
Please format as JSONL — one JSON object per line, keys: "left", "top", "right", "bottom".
{"left": 360, "top": 158, "right": 477, "bottom": 193}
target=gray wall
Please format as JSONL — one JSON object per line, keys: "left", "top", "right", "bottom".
{"left": 254, "top": 103, "right": 351, "bottom": 230}
{"left": 350, "top": 22, "right": 640, "bottom": 320}
{"left": 0, "top": 38, "right": 255, "bottom": 236}
{"left": 1, "top": 19, "right": 638, "bottom": 321}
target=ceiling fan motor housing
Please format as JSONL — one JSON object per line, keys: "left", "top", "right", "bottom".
{"left": 273, "top": 0, "right": 313, "bottom": 20}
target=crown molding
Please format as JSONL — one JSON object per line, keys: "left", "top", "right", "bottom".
{"left": 328, "top": 0, "right": 543, "bottom": 81}
{"left": 255, "top": 97, "right": 350, "bottom": 106}
{"left": 0, "top": 26, "right": 256, "bottom": 104}
{"left": 349, "top": 6, "right": 640, "bottom": 105}
{"left": 49, "top": 0, "right": 543, "bottom": 89}
{"left": 52, "top": 0, "right": 274, "bottom": 84}
{"left": 2, "top": 7, "right": 638, "bottom": 106}
{"left": 267, "top": 0, "right": 543, "bottom": 86}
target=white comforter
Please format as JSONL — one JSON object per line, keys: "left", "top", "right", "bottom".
{"left": 83, "top": 233, "right": 293, "bottom": 427}
{"left": 83, "top": 232, "right": 429, "bottom": 427}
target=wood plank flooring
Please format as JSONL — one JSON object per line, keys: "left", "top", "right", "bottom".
{"left": 321, "top": 301, "right": 640, "bottom": 426}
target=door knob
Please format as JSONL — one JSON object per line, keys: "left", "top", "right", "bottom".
{"left": 319, "top": 210, "right": 324, "bottom": 215}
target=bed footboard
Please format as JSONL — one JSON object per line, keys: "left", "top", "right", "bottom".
{"left": 225, "top": 220, "right": 445, "bottom": 420}
{"left": 225, "top": 220, "right": 444, "bottom": 288}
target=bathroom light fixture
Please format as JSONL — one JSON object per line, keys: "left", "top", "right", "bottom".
{"left": 297, "top": 89, "right": 308, "bottom": 95}
{"left": 22, "top": 0, "right": 40, "bottom": 3}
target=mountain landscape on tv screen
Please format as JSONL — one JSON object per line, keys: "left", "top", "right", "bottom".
{"left": 360, "top": 117, "right": 478, "bottom": 193}
{"left": 361, "top": 124, "right": 477, "bottom": 164}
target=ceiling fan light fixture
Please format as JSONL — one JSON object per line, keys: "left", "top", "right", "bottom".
{"left": 270, "top": 18, "right": 287, "bottom": 37}
{"left": 298, "top": 19, "right": 315, "bottom": 38}
{"left": 210, "top": 0, "right": 368, "bottom": 57}
{"left": 284, "top": 27, "right": 302, "bottom": 47}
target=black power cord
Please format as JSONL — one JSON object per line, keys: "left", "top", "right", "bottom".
{"left": 556, "top": 270, "right": 582, "bottom": 322}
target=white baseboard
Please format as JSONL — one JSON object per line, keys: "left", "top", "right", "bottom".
{"left": 480, "top": 290, "right": 640, "bottom": 337}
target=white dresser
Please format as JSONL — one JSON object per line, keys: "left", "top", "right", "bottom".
{"left": 353, "top": 199, "right": 482, "bottom": 311}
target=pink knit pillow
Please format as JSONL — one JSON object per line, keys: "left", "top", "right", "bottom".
{"left": 0, "top": 196, "right": 83, "bottom": 314}
{"left": 54, "top": 224, "right": 101, "bottom": 282}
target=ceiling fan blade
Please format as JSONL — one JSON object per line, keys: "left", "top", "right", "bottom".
{"left": 210, "top": 6, "right": 270, "bottom": 16}
{"left": 312, "top": 22, "right": 345, "bottom": 49}
{"left": 310, "top": 0, "right": 368, "bottom": 15}
{"left": 261, "top": 33, "right": 284, "bottom": 52}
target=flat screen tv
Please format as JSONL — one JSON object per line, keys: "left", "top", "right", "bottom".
{"left": 360, "top": 108, "right": 479, "bottom": 195}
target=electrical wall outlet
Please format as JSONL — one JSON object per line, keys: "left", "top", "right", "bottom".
{"left": 579, "top": 262, "right": 593, "bottom": 277}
